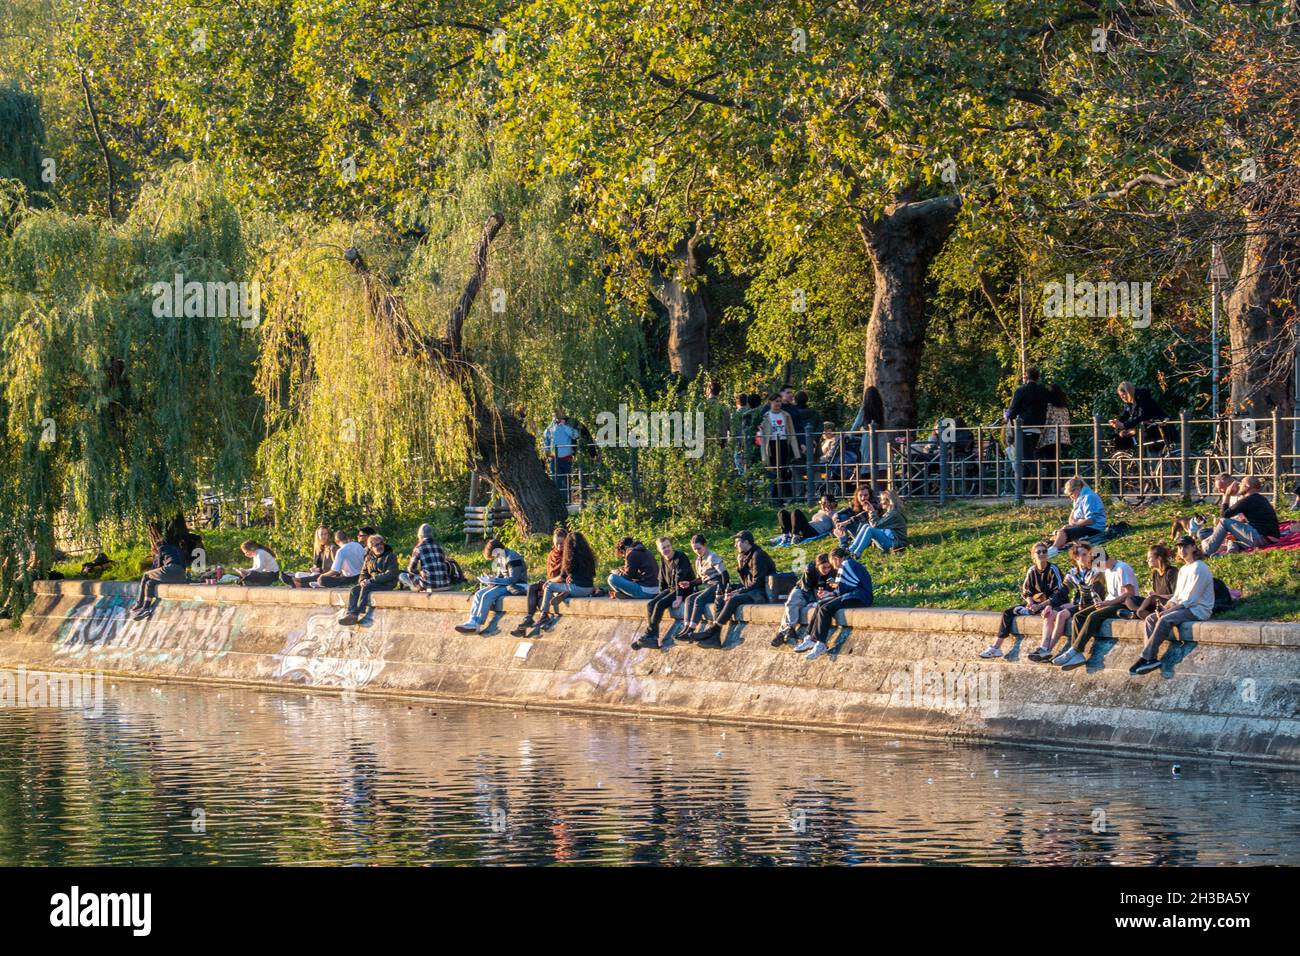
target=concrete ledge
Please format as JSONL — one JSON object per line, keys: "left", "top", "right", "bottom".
{"left": 11, "top": 582, "right": 1299, "bottom": 768}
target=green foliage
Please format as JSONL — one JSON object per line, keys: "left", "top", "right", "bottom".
{"left": 0, "top": 163, "right": 262, "bottom": 616}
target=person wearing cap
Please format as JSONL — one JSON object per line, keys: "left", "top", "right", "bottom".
{"left": 632, "top": 537, "right": 696, "bottom": 649}
{"left": 691, "top": 530, "right": 776, "bottom": 648}
{"left": 606, "top": 537, "right": 661, "bottom": 599}
{"left": 1130, "top": 536, "right": 1214, "bottom": 675}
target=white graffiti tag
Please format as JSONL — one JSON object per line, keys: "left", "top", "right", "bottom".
{"left": 273, "top": 611, "right": 388, "bottom": 689}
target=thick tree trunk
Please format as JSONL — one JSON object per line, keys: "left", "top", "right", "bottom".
{"left": 649, "top": 230, "right": 710, "bottom": 380}
{"left": 857, "top": 194, "right": 962, "bottom": 428}
{"left": 347, "top": 214, "right": 569, "bottom": 536}
{"left": 1226, "top": 179, "right": 1299, "bottom": 458}
{"left": 472, "top": 404, "right": 567, "bottom": 537}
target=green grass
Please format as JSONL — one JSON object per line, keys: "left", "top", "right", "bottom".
{"left": 54, "top": 499, "right": 1300, "bottom": 621}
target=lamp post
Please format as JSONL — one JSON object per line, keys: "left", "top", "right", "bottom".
{"left": 1209, "top": 243, "right": 1230, "bottom": 424}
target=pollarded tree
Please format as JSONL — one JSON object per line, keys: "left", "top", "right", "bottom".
{"left": 0, "top": 163, "right": 262, "bottom": 617}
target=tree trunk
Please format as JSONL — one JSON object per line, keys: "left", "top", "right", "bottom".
{"left": 1226, "top": 178, "right": 1299, "bottom": 458}
{"left": 649, "top": 230, "right": 710, "bottom": 381}
{"left": 857, "top": 194, "right": 962, "bottom": 428}
{"left": 347, "top": 213, "right": 568, "bottom": 536}
{"left": 472, "top": 404, "right": 567, "bottom": 536}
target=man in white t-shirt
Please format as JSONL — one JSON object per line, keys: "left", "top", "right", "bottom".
{"left": 1132, "top": 536, "right": 1215, "bottom": 675}
{"left": 1054, "top": 547, "right": 1139, "bottom": 669}
{"left": 311, "top": 530, "right": 365, "bottom": 589}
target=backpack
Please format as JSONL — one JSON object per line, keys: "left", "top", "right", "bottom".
{"left": 447, "top": 558, "right": 467, "bottom": 586}
{"left": 1212, "top": 578, "right": 1234, "bottom": 613}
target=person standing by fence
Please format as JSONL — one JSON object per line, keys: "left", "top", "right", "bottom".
{"left": 542, "top": 409, "right": 579, "bottom": 500}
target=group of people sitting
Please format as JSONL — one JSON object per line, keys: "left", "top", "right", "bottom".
{"left": 129, "top": 524, "right": 458, "bottom": 625}
{"left": 445, "top": 527, "right": 876, "bottom": 661}
{"left": 981, "top": 534, "right": 1221, "bottom": 676}
{"left": 774, "top": 486, "right": 908, "bottom": 554}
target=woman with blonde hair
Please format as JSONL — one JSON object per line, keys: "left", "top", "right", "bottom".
{"left": 849, "top": 488, "right": 907, "bottom": 554}
{"left": 281, "top": 526, "right": 335, "bottom": 588}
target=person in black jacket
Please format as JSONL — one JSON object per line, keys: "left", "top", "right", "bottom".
{"left": 979, "top": 542, "right": 1064, "bottom": 658}
{"left": 632, "top": 537, "right": 696, "bottom": 649}
{"left": 771, "top": 552, "right": 835, "bottom": 648}
{"left": 1202, "top": 475, "right": 1281, "bottom": 555}
{"left": 692, "top": 530, "right": 775, "bottom": 648}
{"left": 1109, "top": 381, "right": 1169, "bottom": 453}
{"left": 130, "top": 541, "right": 188, "bottom": 620}
{"left": 607, "top": 537, "right": 661, "bottom": 599}
{"left": 1006, "top": 366, "right": 1050, "bottom": 490}
{"left": 339, "top": 534, "right": 399, "bottom": 625}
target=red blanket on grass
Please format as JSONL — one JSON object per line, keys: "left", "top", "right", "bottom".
{"left": 1239, "top": 520, "right": 1300, "bottom": 553}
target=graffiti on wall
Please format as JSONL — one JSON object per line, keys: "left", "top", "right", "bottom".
{"left": 57, "top": 594, "right": 240, "bottom": 664}
{"left": 272, "top": 611, "right": 388, "bottom": 690}
{"left": 559, "top": 635, "right": 657, "bottom": 703}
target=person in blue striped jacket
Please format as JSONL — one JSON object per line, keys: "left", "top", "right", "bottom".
{"left": 793, "top": 548, "right": 873, "bottom": 660}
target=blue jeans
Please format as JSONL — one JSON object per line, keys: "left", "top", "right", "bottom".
{"left": 551, "top": 456, "right": 574, "bottom": 498}
{"left": 1203, "top": 516, "right": 1264, "bottom": 556}
{"left": 607, "top": 574, "right": 659, "bottom": 599}
{"left": 849, "top": 526, "right": 895, "bottom": 555}
{"left": 467, "top": 585, "right": 509, "bottom": 626}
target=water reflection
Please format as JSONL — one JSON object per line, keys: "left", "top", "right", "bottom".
{"left": 0, "top": 679, "right": 1296, "bottom": 865}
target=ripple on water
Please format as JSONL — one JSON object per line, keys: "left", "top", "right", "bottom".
{"left": 0, "top": 682, "right": 1298, "bottom": 865}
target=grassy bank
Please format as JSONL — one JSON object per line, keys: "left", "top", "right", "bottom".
{"left": 53, "top": 499, "right": 1300, "bottom": 622}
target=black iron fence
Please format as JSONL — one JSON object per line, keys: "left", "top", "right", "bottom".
{"left": 553, "top": 410, "right": 1300, "bottom": 508}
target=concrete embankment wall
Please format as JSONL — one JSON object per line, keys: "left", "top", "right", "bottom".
{"left": 3, "top": 581, "right": 1299, "bottom": 768}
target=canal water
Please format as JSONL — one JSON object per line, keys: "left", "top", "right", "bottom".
{"left": 1, "top": 677, "right": 1297, "bottom": 865}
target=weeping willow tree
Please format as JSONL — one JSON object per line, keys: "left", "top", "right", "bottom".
{"left": 0, "top": 163, "right": 262, "bottom": 617}
{"left": 0, "top": 86, "right": 46, "bottom": 202}
{"left": 256, "top": 125, "right": 647, "bottom": 535}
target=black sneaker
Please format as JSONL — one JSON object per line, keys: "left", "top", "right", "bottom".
{"left": 676, "top": 629, "right": 698, "bottom": 643}
{"left": 1027, "top": 648, "right": 1053, "bottom": 663}
{"left": 770, "top": 628, "right": 791, "bottom": 648}
{"left": 279, "top": 571, "right": 297, "bottom": 588}
{"left": 632, "top": 633, "right": 660, "bottom": 650}
{"left": 536, "top": 613, "right": 555, "bottom": 631}
{"left": 696, "top": 628, "right": 723, "bottom": 649}
{"left": 339, "top": 614, "right": 359, "bottom": 627}
{"left": 1130, "top": 657, "right": 1162, "bottom": 676}
{"left": 511, "top": 618, "right": 534, "bottom": 637}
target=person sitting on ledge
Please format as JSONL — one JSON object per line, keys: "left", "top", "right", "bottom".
{"left": 456, "top": 538, "right": 527, "bottom": 634}
{"left": 606, "top": 537, "right": 661, "bottom": 599}
{"left": 691, "top": 530, "right": 775, "bottom": 649}
{"left": 1201, "top": 475, "right": 1280, "bottom": 556}
{"left": 632, "top": 537, "right": 696, "bottom": 650}
{"left": 1053, "top": 546, "right": 1139, "bottom": 670}
{"left": 1046, "top": 477, "right": 1106, "bottom": 557}
{"left": 792, "top": 548, "right": 873, "bottom": 660}
{"left": 848, "top": 488, "right": 907, "bottom": 555}
{"left": 512, "top": 529, "right": 567, "bottom": 636}
{"left": 772, "top": 551, "right": 835, "bottom": 649}
{"left": 129, "top": 539, "right": 188, "bottom": 621}
{"left": 1127, "top": 543, "right": 1177, "bottom": 621}
{"left": 281, "top": 526, "right": 335, "bottom": 588}
{"left": 338, "top": 534, "right": 398, "bottom": 626}
{"left": 310, "top": 530, "right": 365, "bottom": 589}
{"left": 679, "top": 534, "right": 728, "bottom": 642}
{"left": 980, "top": 541, "right": 1063, "bottom": 659}
{"left": 400, "top": 524, "right": 452, "bottom": 593}
{"left": 236, "top": 540, "right": 280, "bottom": 587}
{"left": 532, "top": 531, "right": 598, "bottom": 630}
{"left": 1130, "top": 536, "right": 1214, "bottom": 675}
{"left": 1026, "top": 541, "right": 1102, "bottom": 662}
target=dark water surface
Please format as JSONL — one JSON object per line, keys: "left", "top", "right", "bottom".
{"left": 1, "top": 676, "right": 1297, "bottom": 865}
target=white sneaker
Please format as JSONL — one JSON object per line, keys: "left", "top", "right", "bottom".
{"left": 1046, "top": 545, "right": 1060, "bottom": 558}
{"left": 806, "top": 641, "right": 829, "bottom": 661}
{"left": 979, "top": 646, "right": 1004, "bottom": 659}
{"left": 793, "top": 638, "right": 816, "bottom": 653}
{"left": 1060, "top": 649, "right": 1088, "bottom": 670}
